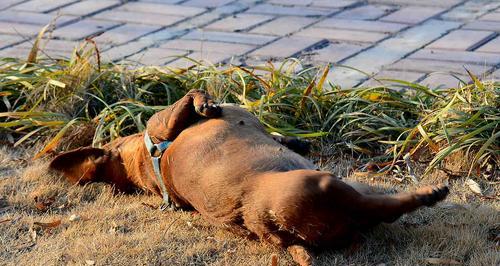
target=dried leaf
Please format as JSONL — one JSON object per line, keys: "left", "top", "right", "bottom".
{"left": 34, "top": 196, "right": 55, "bottom": 211}
{"left": 34, "top": 219, "right": 61, "bottom": 229}
{"left": 424, "top": 258, "right": 461, "bottom": 265}
{"left": 270, "top": 254, "right": 278, "bottom": 266}
{"left": 465, "top": 178, "right": 482, "bottom": 195}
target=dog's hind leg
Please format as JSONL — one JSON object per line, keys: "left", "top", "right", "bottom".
{"left": 147, "top": 89, "right": 221, "bottom": 142}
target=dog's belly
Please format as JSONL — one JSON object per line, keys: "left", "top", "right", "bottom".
{"left": 166, "top": 105, "right": 316, "bottom": 223}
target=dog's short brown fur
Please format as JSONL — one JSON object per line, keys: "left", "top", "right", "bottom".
{"left": 50, "top": 90, "right": 449, "bottom": 266}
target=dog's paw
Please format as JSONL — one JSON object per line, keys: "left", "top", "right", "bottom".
{"left": 189, "top": 89, "right": 222, "bottom": 118}
{"left": 415, "top": 185, "right": 449, "bottom": 206}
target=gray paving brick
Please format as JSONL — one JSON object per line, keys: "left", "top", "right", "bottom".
{"left": 246, "top": 4, "right": 334, "bottom": 17}
{"left": 0, "top": 10, "right": 76, "bottom": 26}
{"left": 409, "top": 49, "right": 500, "bottom": 65}
{"left": 315, "top": 18, "right": 407, "bottom": 33}
{"left": 380, "top": 6, "right": 445, "bottom": 24}
{"left": 54, "top": 0, "right": 120, "bottom": 16}
{"left": 296, "top": 27, "right": 388, "bottom": 43}
{"left": 117, "top": 2, "right": 205, "bottom": 17}
{"left": 486, "top": 68, "right": 500, "bottom": 80}
{"left": 125, "top": 47, "right": 187, "bottom": 66}
{"left": 93, "top": 10, "right": 185, "bottom": 26}
{"left": 12, "top": 0, "right": 78, "bottom": 13}
{"left": 101, "top": 40, "right": 154, "bottom": 61}
{"left": 386, "top": 58, "right": 490, "bottom": 75}
{"left": 249, "top": 36, "right": 322, "bottom": 58}
{"left": 159, "top": 39, "right": 255, "bottom": 54}
{"left": 463, "top": 20, "right": 500, "bottom": 32}
{"left": 250, "top": 16, "right": 316, "bottom": 36}
{"left": 427, "top": 29, "right": 495, "bottom": 51}
{"left": 0, "top": 0, "right": 25, "bottom": 10}
{"left": 326, "top": 19, "right": 460, "bottom": 88}
{"left": 93, "top": 24, "right": 161, "bottom": 46}
{"left": 268, "top": 0, "right": 313, "bottom": 5}
{"left": 0, "top": 21, "right": 45, "bottom": 36}
{"left": 476, "top": 36, "right": 500, "bottom": 53}
{"left": 312, "top": 0, "right": 357, "bottom": 8}
{"left": 361, "top": 70, "right": 425, "bottom": 87}
{"left": 0, "top": 45, "right": 68, "bottom": 59}
{"left": 441, "top": 0, "right": 500, "bottom": 22}
{"left": 0, "top": 34, "right": 25, "bottom": 48}
{"left": 205, "top": 14, "right": 273, "bottom": 32}
{"left": 52, "top": 19, "right": 119, "bottom": 40}
{"left": 137, "top": 28, "right": 187, "bottom": 43}
{"left": 306, "top": 42, "right": 367, "bottom": 63}
{"left": 182, "top": 30, "right": 276, "bottom": 45}
{"left": 18, "top": 39, "right": 79, "bottom": 53}
{"left": 334, "top": 4, "right": 397, "bottom": 20}
{"left": 182, "top": 0, "right": 234, "bottom": 8}
{"left": 419, "top": 73, "right": 468, "bottom": 89}
{"left": 183, "top": 51, "right": 232, "bottom": 64}
{"left": 173, "top": 2, "right": 249, "bottom": 29}
{"left": 367, "top": 0, "right": 461, "bottom": 7}
{"left": 479, "top": 11, "right": 500, "bottom": 22}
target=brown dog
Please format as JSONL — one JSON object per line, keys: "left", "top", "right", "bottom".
{"left": 50, "top": 90, "right": 449, "bottom": 265}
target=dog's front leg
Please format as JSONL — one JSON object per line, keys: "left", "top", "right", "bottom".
{"left": 147, "top": 89, "right": 221, "bottom": 142}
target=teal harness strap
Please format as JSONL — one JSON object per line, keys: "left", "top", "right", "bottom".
{"left": 144, "top": 131, "right": 174, "bottom": 211}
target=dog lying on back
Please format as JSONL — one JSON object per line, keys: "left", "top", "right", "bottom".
{"left": 50, "top": 90, "right": 449, "bottom": 265}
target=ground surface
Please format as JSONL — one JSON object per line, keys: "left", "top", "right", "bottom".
{"left": 0, "top": 146, "right": 498, "bottom": 266}
{"left": 1, "top": 0, "right": 500, "bottom": 88}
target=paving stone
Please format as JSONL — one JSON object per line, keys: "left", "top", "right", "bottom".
{"left": 139, "top": 0, "right": 183, "bottom": 3}
{"left": 0, "top": 0, "right": 25, "bottom": 10}
{"left": 52, "top": 19, "right": 119, "bottom": 40}
{"left": 184, "top": 51, "right": 232, "bottom": 64}
{"left": 249, "top": 36, "right": 323, "bottom": 58}
{"left": 419, "top": 73, "right": 468, "bottom": 89}
{"left": 159, "top": 39, "right": 255, "bottom": 54}
{"left": 93, "top": 24, "right": 161, "bottom": 46}
{"left": 268, "top": 0, "right": 313, "bottom": 5}
{"left": 205, "top": 14, "right": 273, "bottom": 32}
{"left": 250, "top": 16, "right": 316, "bottom": 36}
{"left": 54, "top": 0, "right": 120, "bottom": 16}
{"left": 366, "top": 0, "right": 461, "bottom": 7}
{"left": 441, "top": 0, "right": 500, "bottom": 22}
{"left": 296, "top": 27, "right": 388, "bottom": 43}
{"left": 12, "top": 0, "right": 78, "bottom": 13}
{"left": 334, "top": 4, "right": 397, "bottom": 20}
{"left": 246, "top": 4, "right": 334, "bottom": 17}
{"left": 117, "top": 2, "right": 205, "bottom": 17}
{"left": 306, "top": 42, "right": 368, "bottom": 63}
{"left": 361, "top": 70, "right": 425, "bottom": 87}
{"left": 380, "top": 6, "right": 445, "bottom": 24}
{"left": 0, "top": 45, "right": 67, "bottom": 58}
{"left": 93, "top": 10, "right": 185, "bottom": 26}
{"left": 182, "top": 30, "right": 276, "bottom": 45}
{"left": 125, "top": 47, "right": 188, "bottom": 66}
{"left": 326, "top": 19, "right": 460, "bottom": 88}
{"left": 427, "top": 29, "right": 495, "bottom": 51}
{"left": 17, "top": 39, "right": 80, "bottom": 53}
{"left": 182, "top": 0, "right": 234, "bottom": 8}
{"left": 138, "top": 28, "right": 187, "bottom": 43}
{"left": 386, "top": 58, "right": 491, "bottom": 75}
{"left": 0, "top": 21, "right": 45, "bottom": 36}
{"left": 0, "top": 34, "right": 25, "bottom": 48}
{"left": 101, "top": 40, "right": 154, "bottom": 61}
{"left": 0, "top": 10, "right": 76, "bottom": 26}
{"left": 312, "top": 0, "right": 357, "bottom": 8}
{"left": 315, "top": 18, "right": 407, "bottom": 33}
{"left": 463, "top": 20, "right": 500, "bottom": 32}
{"left": 486, "top": 68, "right": 500, "bottom": 80}
{"left": 476, "top": 36, "right": 500, "bottom": 53}
{"left": 479, "top": 11, "right": 500, "bottom": 22}
{"left": 410, "top": 49, "right": 500, "bottom": 65}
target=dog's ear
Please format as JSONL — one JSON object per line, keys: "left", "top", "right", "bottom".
{"left": 49, "top": 147, "right": 107, "bottom": 184}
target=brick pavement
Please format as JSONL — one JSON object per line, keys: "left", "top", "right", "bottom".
{"left": 0, "top": 0, "right": 499, "bottom": 88}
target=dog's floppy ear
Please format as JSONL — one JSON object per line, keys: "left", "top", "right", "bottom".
{"left": 49, "top": 147, "right": 107, "bottom": 184}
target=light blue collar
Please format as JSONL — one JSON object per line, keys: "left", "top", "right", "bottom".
{"left": 144, "top": 131, "right": 174, "bottom": 210}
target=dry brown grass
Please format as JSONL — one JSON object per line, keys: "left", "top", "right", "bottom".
{"left": 0, "top": 146, "right": 498, "bottom": 266}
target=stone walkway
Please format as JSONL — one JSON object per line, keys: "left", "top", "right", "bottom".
{"left": 1, "top": 0, "right": 499, "bottom": 88}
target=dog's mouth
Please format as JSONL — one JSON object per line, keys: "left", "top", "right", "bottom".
{"left": 195, "top": 103, "right": 221, "bottom": 117}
